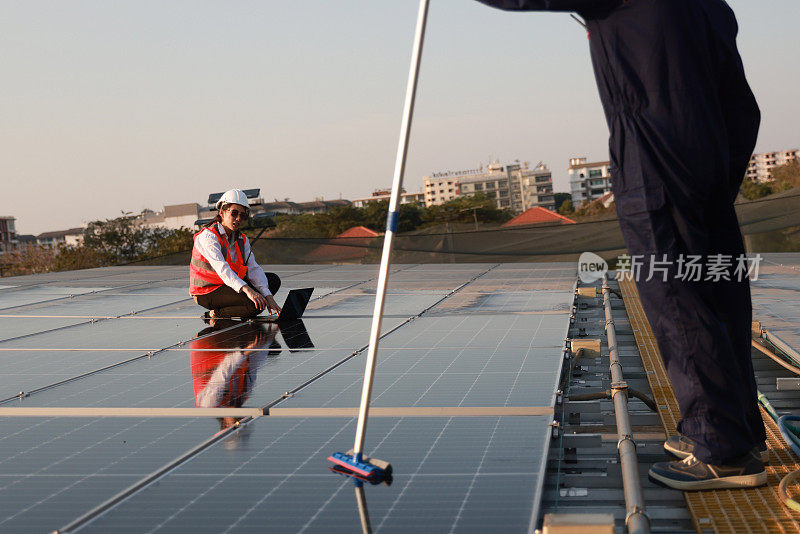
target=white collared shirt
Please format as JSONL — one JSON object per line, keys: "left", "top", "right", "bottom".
{"left": 193, "top": 222, "right": 272, "bottom": 296}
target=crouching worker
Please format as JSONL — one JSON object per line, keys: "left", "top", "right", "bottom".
{"left": 189, "top": 189, "right": 282, "bottom": 320}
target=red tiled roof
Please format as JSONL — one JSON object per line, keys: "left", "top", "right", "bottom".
{"left": 502, "top": 207, "right": 576, "bottom": 227}
{"left": 305, "top": 226, "right": 381, "bottom": 262}
{"left": 336, "top": 226, "right": 380, "bottom": 238}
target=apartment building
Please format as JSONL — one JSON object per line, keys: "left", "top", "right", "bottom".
{"left": 141, "top": 203, "right": 202, "bottom": 230}
{"left": 568, "top": 157, "right": 612, "bottom": 206}
{"left": 426, "top": 161, "right": 555, "bottom": 211}
{"left": 746, "top": 148, "right": 800, "bottom": 182}
{"left": 423, "top": 174, "right": 463, "bottom": 206}
{"left": 0, "top": 216, "right": 16, "bottom": 253}
{"left": 36, "top": 228, "right": 85, "bottom": 247}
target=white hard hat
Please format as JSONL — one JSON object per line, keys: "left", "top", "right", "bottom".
{"left": 216, "top": 189, "right": 250, "bottom": 211}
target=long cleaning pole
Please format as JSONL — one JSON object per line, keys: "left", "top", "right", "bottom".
{"left": 352, "top": 0, "right": 430, "bottom": 461}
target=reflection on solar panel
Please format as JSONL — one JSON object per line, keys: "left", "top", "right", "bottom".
{"left": 0, "top": 263, "right": 575, "bottom": 532}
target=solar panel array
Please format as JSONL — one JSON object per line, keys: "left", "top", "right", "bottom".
{"left": 0, "top": 263, "right": 576, "bottom": 533}
{"left": 751, "top": 253, "right": 800, "bottom": 348}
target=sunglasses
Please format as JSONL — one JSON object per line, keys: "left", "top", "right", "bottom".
{"left": 227, "top": 209, "right": 249, "bottom": 220}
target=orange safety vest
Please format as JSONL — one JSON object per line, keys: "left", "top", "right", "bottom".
{"left": 189, "top": 224, "right": 249, "bottom": 296}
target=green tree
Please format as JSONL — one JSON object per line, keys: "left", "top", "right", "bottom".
{"left": 558, "top": 198, "right": 574, "bottom": 215}
{"left": 770, "top": 160, "right": 800, "bottom": 191}
{"left": 82, "top": 213, "right": 150, "bottom": 261}
{"left": 53, "top": 244, "right": 113, "bottom": 271}
{"left": 0, "top": 246, "right": 56, "bottom": 277}
{"left": 738, "top": 161, "right": 800, "bottom": 200}
{"left": 739, "top": 179, "right": 774, "bottom": 200}
{"left": 421, "top": 193, "right": 512, "bottom": 227}
{"left": 554, "top": 192, "right": 572, "bottom": 212}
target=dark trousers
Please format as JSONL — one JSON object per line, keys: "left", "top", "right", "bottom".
{"left": 477, "top": 0, "right": 765, "bottom": 463}
{"left": 592, "top": 0, "right": 765, "bottom": 464}
{"left": 194, "top": 273, "right": 281, "bottom": 318}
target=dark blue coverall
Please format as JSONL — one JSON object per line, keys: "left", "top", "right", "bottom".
{"left": 478, "top": 0, "right": 765, "bottom": 464}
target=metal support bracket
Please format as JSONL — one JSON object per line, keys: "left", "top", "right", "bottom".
{"left": 550, "top": 420, "right": 561, "bottom": 438}
{"left": 625, "top": 506, "right": 650, "bottom": 526}
{"left": 617, "top": 434, "right": 637, "bottom": 451}
{"left": 611, "top": 380, "right": 629, "bottom": 400}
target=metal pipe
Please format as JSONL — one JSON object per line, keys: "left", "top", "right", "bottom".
{"left": 353, "top": 0, "right": 430, "bottom": 459}
{"left": 602, "top": 274, "right": 650, "bottom": 534}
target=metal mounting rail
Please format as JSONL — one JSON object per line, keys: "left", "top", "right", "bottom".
{"left": 602, "top": 274, "right": 650, "bottom": 534}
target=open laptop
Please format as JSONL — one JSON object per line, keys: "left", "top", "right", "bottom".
{"left": 261, "top": 288, "right": 313, "bottom": 323}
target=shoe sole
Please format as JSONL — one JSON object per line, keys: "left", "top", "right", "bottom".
{"left": 648, "top": 469, "right": 767, "bottom": 491}
{"left": 664, "top": 444, "right": 770, "bottom": 464}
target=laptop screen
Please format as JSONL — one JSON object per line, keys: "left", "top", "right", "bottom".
{"left": 277, "top": 288, "right": 313, "bottom": 321}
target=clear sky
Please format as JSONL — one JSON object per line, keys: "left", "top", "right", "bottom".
{"left": 2, "top": 0, "right": 798, "bottom": 235}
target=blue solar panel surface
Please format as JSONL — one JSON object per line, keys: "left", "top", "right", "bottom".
{"left": 751, "top": 255, "right": 800, "bottom": 349}
{"left": 0, "top": 263, "right": 578, "bottom": 533}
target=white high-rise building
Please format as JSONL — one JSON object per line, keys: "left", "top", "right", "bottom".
{"left": 424, "top": 161, "right": 554, "bottom": 211}
{"left": 746, "top": 148, "right": 800, "bottom": 183}
{"left": 568, "top": 157, "right": 612, "bottom": 207}
{"left": 423, "top": 174, "right": 465, "bottom": 206}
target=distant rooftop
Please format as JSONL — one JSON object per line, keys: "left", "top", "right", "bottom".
{"left": 568, "top": 159, "right": 610, "bottom": 170}
{"left": 207, "top": 189, "right": 261, "bottom": 205}
{"left": 37, "top": 227, "right": 84, "bottom": 239}
{"left": 503, "top": 207, "right": 576, "bottom": 227}
{"left": 164, "top": 203, "right": 200, "bottom": 218}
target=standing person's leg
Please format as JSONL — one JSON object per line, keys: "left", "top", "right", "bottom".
{"left": 700, "top": 0, "right": 765, "bottom": 450}
{"left": 599, "top": 0, "right": 763, "bottom": 475}
{"left": 706, "top": 203, "right": 765, "bottom": 449}
{"left": 194, "top": 286, "right": 259, "bottom": 318}
{"left": 616, "top": 194, "right": 758, "bottom": 465}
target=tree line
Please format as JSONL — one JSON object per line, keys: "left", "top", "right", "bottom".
{"left": 2, "top": 162, "right": 797, "bottom": 276}
{"left": 270, "top": 193, "right": 512, "bottom": 238}
{"left": 0, "top": 214, "right": 194, "bottom": 277}
{"left": 0, "top": 194, "right": 510, "bottom": 276}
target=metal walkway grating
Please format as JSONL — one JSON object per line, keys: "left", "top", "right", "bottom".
{"left": 619, "top": 277, "right": 800, "bottom": 534}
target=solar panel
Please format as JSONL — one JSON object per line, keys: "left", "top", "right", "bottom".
{"left": 305, "top": 291, "right": 450, "bottom": 317}
{"left": 76, "top": 416, "right": 552, "bottom": 534}
{"left": 3, "top": 293, "right": 190, "bottom": 318}
{"left": 0, "top": 416, "right": 224, "bottom": 532}
{"left": 0, "top": 318, "right": 222, "bottom": 350}
{"left": 0, "top": 262, "right": 580, "bottom": 532}
{"left": 0, "top": 317, "right": 90, "bottom": 342}
{"left": 0, "top": 286, "right": 111, "bottom": 309}
{"left": 375, "top": 315, "right": 569, "bottom": 349}
{"left": 280, "top": 346, "right": 563, "bottom": 408}
{"left": 428, "top": 290, "right": 573, "bottom": 315}
{"left": 751, "top": 258, "right": 800, "bottom": 349}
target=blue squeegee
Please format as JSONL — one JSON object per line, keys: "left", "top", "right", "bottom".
{"left": 327, "top": 0, "right": 430, "bottom": 483}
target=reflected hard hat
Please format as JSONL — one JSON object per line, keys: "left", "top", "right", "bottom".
{"left": 216, "top": 189, "right": 250, "bottom": 211}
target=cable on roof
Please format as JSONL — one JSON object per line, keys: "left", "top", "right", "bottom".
{"left": 754, "top": 328, "right": 800, "bottom": 514}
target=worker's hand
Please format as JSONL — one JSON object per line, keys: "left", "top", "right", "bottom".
{"left": 265, "top": 294, "right": 282, "bottom": 315}
{"left": 242, "top": 285, "right": 268, "bottom": 311}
